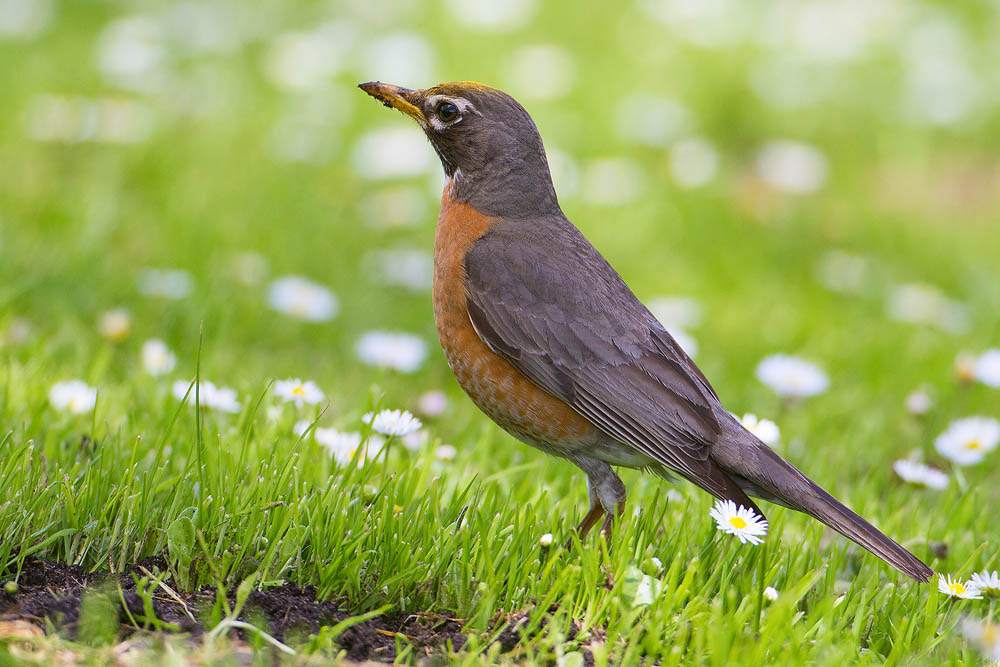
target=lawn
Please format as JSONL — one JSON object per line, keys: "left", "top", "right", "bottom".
{"left": 1, "top": 0, "right": 999, "bottom": 663}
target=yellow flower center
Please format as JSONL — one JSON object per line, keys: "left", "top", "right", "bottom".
{"left": 729, "top": 517, "right": 748, "bottom": 529}
{"left": 292, "top": 385, "right": 307, "bottom": 396}
{"left": 950, "top": 583, "right": 966, "bottom": 595}
{"left": 965, "top": 440, "right": 981, "bottom": 450}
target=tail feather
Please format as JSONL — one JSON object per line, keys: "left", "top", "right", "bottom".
{"left": 713, "top": 422, "right": 933, "bottom": 583}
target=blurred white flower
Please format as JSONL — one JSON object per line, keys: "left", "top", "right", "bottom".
{"left": 892, "top": 460, "right": 948, "bottom": 490}
{"left": 274, "top": 378, "right": 325, "bottom": 407}
{"left": 366, "top": 248, "right": 432, "bottom": 291}
{"left": 163, "top": 2, "right": 244, "bottom": 55}
{"left": 352, "top": 126, "right": 434, "bottom": 180}
{"left": 638, "top": 0, "right": 751, "bottom": 48}
{"left": 362, "top": 32, "right": 436, "bottom": 87}
{"left": 901, "top": 16, "right": 979, "bottom": 126}
{"left": 756, "top": 354, "right": 829, "bottom": 398}
{"left": 668, "top": 328, "right": 698, "bottom": 358}
{"left": 709, "top": 499, "right": 768, "bottom": 545}
{"left": 267, "top": 275, "right": 338, "bottom": 322}
{"left": 954, "top": 353, "right": 977, "bottom": 384}
{"left": 1, "top": 317, "right": 31, "bottom": 345}
{"left": 615, "top": 94, "right": 690, "bottom": 147}
{"left": 172, "top": 379, "right": 240, "bottom": 413}
{"left": 356, "top": 331, "right": 427, "bottom": 373}
{"left": 96, "top": 16, "right": 167, "bottom": 91}
{"left": 755, "top": 140, "right": 828, "bottom": 194}
{"left": 814, "top": 250, "right": 871, "bottom": 295}
{"left": 904, "top": 387, "right": 933, "bottom": 415}
{"left": 418, "top": 390, "right": 448, "bottom": 417}
{"left": 99, "top": 308, "right": 131, "bottom": 342}
{"left": 401, "top": 429, "right": 427, "bottom": 452}
{"left": 141, "top": 339, "right": 177, "bottom": 376}
{"left": 763, "top": 586, "right": 779, "bottom": 601}
{"left": 539, "top": 533, "right": 554, "bottom": 546}
{"left": 961, "top": 618, "right": 1000, "bottom": 662}
{"left": 887, "top": 283, "right": 969, "bottom": 334}
{"left": 938, "top": 574, "right": 982, "bottom": 600}
{"left": 503, "top": 44, "right": 575, "bottom": 101}
{"left": 748, "top": 56, "right": 836, "bottom": 111}
{"left": 740, "top": 413, "right": 780, "bottom": 447}
{"left": 435, "top": 443, "right": 457, "bottom": 460}
{"left": 361, "top": 186, "right": 428, "bottom": 228}
{"left": 363, "top": 409, "right": 422, "bottom": 437}
{"left": 445, "top": 0, "right": 535, "bottom": 31}
{"left": 137, "top": 268, "right": 193, "bottom": 299}
{"left": 269, "top": 112, "right": 337, "bottom": 165}
{"left": 580, "top": 158, "right": 644, "bottom": 206}
{"left": 312, "top": 428, "right": 375, "bottom": 467}
{"left": 669, "top": 137, "right": 719, "bottom": 188}
{"left": 49, "top": 380, "right": 97, "bottom": 414}
{"left": 648, "top": 296, "right": 703, "bottom": 330}
{"left": 970, "top": 570, "right": 1000, "bottom": 597}
{"left": 25, "top": 95, "right": 155, "bottom": 144}
{"left": 229, "top": 251, "right": 269, "bottom": 285}
{"left": 262, "top": 22, "right": 354, "bottom": 91}
{"left": 934, "top": 417, "right": 1000, "bottom": 466}
{"left": 545, "top": 146, "right": 579, "bottom": 200}
{"left": 0, "top": 0, "right": 52, "bottom": 39}
{"left": 973, "top": 350, "right": 1000, "bottom": 389}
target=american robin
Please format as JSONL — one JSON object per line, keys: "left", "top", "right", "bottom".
{"left": 359, "top": 80, "right": 933, "bottom": 582}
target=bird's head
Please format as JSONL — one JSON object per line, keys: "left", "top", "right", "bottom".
{"left": 359, "top": 81, "right": 559, "bottom": 216}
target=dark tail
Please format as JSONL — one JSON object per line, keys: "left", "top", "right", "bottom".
{"left": 712, "top": 420, "right": 934, "bottom": 583}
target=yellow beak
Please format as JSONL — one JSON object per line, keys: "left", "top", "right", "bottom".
{"left": 358, "top": 82, "right": 425, "bottom": 125}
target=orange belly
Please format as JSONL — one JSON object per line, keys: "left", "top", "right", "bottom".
{"left": 431, "top": 184, "right": 596, "bottom": 453}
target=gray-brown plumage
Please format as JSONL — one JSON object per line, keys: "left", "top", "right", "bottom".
{"left": 360, "top": 80, "right": 934, "bottom": 583}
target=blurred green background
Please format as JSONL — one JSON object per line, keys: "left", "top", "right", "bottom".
{"left": 2, "top": 0, "right": 1000, "bottom": 660}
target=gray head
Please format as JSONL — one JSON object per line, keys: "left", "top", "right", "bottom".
{"left": 359, "top": 81, "right": 560, "bottom": 218}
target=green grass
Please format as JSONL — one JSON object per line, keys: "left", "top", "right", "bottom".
{"left": 2, "top": 0, "right": 1000, "bottom": 663}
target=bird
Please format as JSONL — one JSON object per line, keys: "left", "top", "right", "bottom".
{"left": 358, "top": 80, "right": 933, "bottom": 582}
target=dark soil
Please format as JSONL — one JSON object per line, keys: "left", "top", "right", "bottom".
{"left": 0, "top": 558, "right": 467, "bottom": 662}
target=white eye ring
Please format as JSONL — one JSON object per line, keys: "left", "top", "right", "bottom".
{"left": 425, "top": 95, "right": 478, "bottom": 130}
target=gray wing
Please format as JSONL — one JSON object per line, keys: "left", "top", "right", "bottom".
{"left": 464, "top": 220, "right": 756, "bottom": 507}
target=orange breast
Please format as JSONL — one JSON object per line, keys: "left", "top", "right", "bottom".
{"left": 432, "top": 182, "right": 596, "bottom": 453}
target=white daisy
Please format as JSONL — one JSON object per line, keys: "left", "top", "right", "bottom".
{"left": 136, "top": 268, "right": 193, "bottom": 299}
{"left": 647, "top": 296, "right": 703, "bottom": 330}
{"left": 445, "top": 0, "right": 536, "bottom": 32}
{"left": 367, "top": 248, "right": 432, "bottom": 292}
{"left": 579, "top": 158, "right": 644, "bottom": 207}
{"left": 755, "top": 354, "right": 829, "bottom": 398}
{"left": 614, "top": 93, "right": 689, "bottom": 147}
{"left": 970, "top": 570, "right": 1000, "bottom": 597}
{"left": 0, "top": 0, "right": 53, "bottom": 39}
{"left": 892, "top": 460, "right": 948, "bottom": 490}
{"left": 273, "top": 378, "right": 325, "bottom": 407}
{"left": 99, "top": 308, "right": 131, "bottom": 341}
{"left": 352, "top": 126, "right": 434, "bottom": 180}
{"left": 401, "top": 430, "right": 427, "bottom": 452}
{"left": 709, "top": 499, "right": 768, "bottom": 545}
{"left": 763, "top": 586, "right": 779, "bottom": 601}
{"left": 362, "top": 409, "right": 422, "bottom": 437}
{"left": 267, "top": 275, "right": 338, "bottom": 322}
{"left": 934, "top": 417, "right": 1000, "bottom": 466}
{"left": 904, "top": 387, "right": 933, "bottom": 415}
{"left": 417, "top": 390, "right": 448, "bottom": 417}
{"left": 887, "top": 283, "right": 969, "bottom": 334}
{"left": 961, "top": 618, "right": 1000, "bottom": 662}
{"left": 49, "top": 380, "right": 97, "bottom": 415}
{"left": 668, "top": 137, "right": 718, "bottom": 189}
{"left": 973, "top": 349, "right": 1000, "bottom": 388}
{"left": 313, "top": 428, "right": 364, "bottom": 466}
{"left": 740, "top": 413, "right": 781, "bottom": 447}
{"left": 171, "top": 379, "right": 240, "bottom": 413}
{"left": 938, "top": 574, "right": 982, "bottom": 600}
{"left": 754, "top": 140, "right": 827, "bottom": 194}
{"left": 141, "top": 338, "right": 176, "bottom": 376}
{"left": 539, "top": 533, "right": 554, "bottom": 547}
{"left": 435, "top": 444, "right": 457, "bottom": 460}
{"left": 355, "top": 331, "right": 427, "bottom": 373}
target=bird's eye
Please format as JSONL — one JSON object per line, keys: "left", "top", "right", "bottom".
{"left": 436, "top": 101, "right": 460, "bottom": 123}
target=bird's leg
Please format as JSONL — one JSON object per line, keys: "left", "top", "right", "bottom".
{"left": 600, "top": 497, "right": 626, "bottom": 536}
{"left": 568, "top": 456, "right": 627, "bottom": 546}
